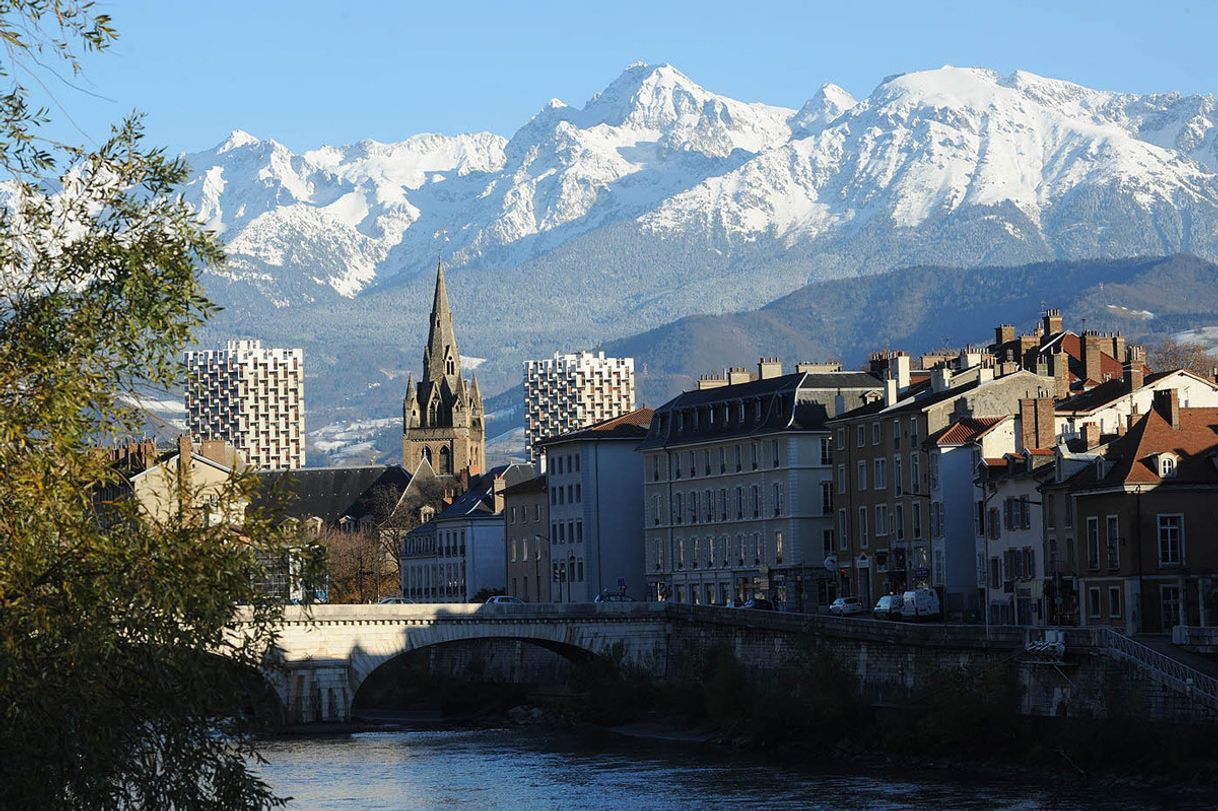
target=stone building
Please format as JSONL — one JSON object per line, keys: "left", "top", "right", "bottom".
{"left": 402, "top": 261, "right": 485, "bottom": 478}
{"left": 503, "top": 474, "right": 550, "bottom": 602}
{"left": 185, "top": 339, "right": 305, "bottom": 470}
{"left": 639, "top": 362, "right": 881, "bottom": 610}
{"left": 524, "top": 351, "right": 635, "bottom": 460}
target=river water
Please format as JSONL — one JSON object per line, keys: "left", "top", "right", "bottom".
{"left": 256, "top": 726, "right": 1204, "bottom": 810}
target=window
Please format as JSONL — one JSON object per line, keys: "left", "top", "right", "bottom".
{"left": 911, "top": 453, "right": 921, "bottom": 494}
{"left": 775, "top": 531, "right": 784, "bottom": 563}
{"left": 823, "top": 529, "right": 834, "bottom": 556}
{"left": 673, "top": 493, "right": 683, "bottom": 524}
{"left": 719, "top": 488, "right": 727, "bottom": 521}
{"left": 910, "top": 417, "right": 919, "bottom": 444}
{"left": 858, "top": 507, "right": 869, "bottom": 548}
{"left": 1046, "top": 493, "right": 1056, "bottom": 528}
{"left": 735, "top": 487, "right": 743, "bottom": 519}
{"left": 772, "top": 439, "right": 780, "bottom": 468}
{"left": 772, "top": 483, "right": 784, "bottom": 515}
{"left": 751, "top": 485, "right": 760, "bottom": 518}
{"left": 652, "top": 456, "right": 660, "bottom": 481}
{"left": 838, "top": 510, "right": 848, "bottom": 550}
{"left": 872, "top": 422, "right": 881, "bottom": 445}
{"left": 753, "top": 532, "right": 762, "bottom": 564}
{"left": 705, "top": 489, "right": 714, "bottom": 523}
{"left": 751, "top": 442, "right": 759, "bottom": 470}
{"left": 1160, "top": 454, "right": 1177, "bottom": 478}
{"left": 735, "top": 445, "right": 742, "bottom": 472}
{"left": 1086, "top": 517, "right": 1100, "bottom": 570}
{"left": 652, "top": 494, "right": 661, "bottom": 526}
{"left": 1109, "top": 586, "right": 1122, "bottom": 618}
{"left": 510, "top": 506, "right": 517, "bottom": 524}
{"left": 857, "top": 461, "right": 867, "bottom": 491}
{"left": 1106, "top": 515, "right": 1120, "bottom": 568}
{"left": 895, "top": 504, "right": 905, "bottom": 541}
{"left": 821, "top": 437, "right": 832, "bottom": 465}
{"left": 874, "top": 459, "right": 886, "bottom": 490}
{"left": 930, "top": 501, "right": 944, "bottom": 539}
{"left": 893, "top": 419, "right": 901, "bottom": 450}
{"left": 836, "top": 428, "right": 845, "bottom": 450}
{"left": 912, "top": 501, "right": 923, "bottom": 539}
{"left": 856, "top": 426, "right": 865, "bottom": 448}
{"left": 574, "top": 454, "right": 581, "bottom": 473}
{"left": 511, "top": 539, "right": 517, "bottom": 562}
{"left": 555, "top": 456, "right": 563, "bottom": 475}
{"left": 821, "top": 481, "right": 833, "bottom": 515}
{"left": 689, "top": 451, "right": 696, "bottom": 478}
{"left": 704, "top": 449, "right": 711, "bottom": 475}
{"left": 1088, "top": 587, "right": 1101, "bottom": 619}
{"left": 719, "top": 447, "right": 726, "bottom": 473}
{"left": 1157, "top": 514, "right": 1183, "bottom": 565}
{"left": 875, "top": 504, "right": 889, "bottom": 536}
{"left": 688, "top": 491, "right": 697, "bottom": 524}
{"left": 737, "top": 533, "right": 745, "bottom": 565}
{"left": 894, "top": 457, "right": 903, "bottom": 497}
{"left": 838, "top": 464, "right": 847, "bottom": 493}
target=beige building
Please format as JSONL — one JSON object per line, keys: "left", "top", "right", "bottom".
{"left": 402, "top": 261, "right": 486, "bottom": 478}
{"left": 524, "top": 351, "right": 635, "bottom": 460}
{"left": 185, "top": 338, "right": 305, "bottom": 470}
{"left": 101, "top": 435, "right": 244, "bottom": 526}
{"left": 638, "top": 361, "right": 881, "bottom": 610}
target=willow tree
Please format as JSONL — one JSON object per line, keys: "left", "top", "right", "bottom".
{"left": 0, "top": 3, "right": 291, "bottom": 807}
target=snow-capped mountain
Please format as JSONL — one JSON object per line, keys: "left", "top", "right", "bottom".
{"left": 185, "top": 63, "right": 1218, "bottom": 446}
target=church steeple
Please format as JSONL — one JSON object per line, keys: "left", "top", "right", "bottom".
{"left": 422, "top": 259, "right": 460, "bottom": 383}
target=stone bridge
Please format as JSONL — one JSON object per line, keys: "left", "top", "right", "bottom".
{"left": 235, "top": 603, "right": 1218, "bottom": 726}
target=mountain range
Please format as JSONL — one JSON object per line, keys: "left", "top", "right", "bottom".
{"left": 178, "top": 63, "right": 1218, "bottom": 462}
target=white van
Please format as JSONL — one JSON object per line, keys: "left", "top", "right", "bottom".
{"left": 899, "top": 588, "right": 941, "bottom": 621}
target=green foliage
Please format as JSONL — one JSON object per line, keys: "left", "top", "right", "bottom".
{"left": 0, "top": 3, "right": 292, "bottom": 807}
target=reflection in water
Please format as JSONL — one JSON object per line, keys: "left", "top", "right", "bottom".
{"left": 256, "top": 727, "right": 1200, "bottom": 810}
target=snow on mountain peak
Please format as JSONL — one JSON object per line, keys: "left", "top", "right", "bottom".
{"left": 217, "top": 129, "right": 262, "bottom": 153}
{"left": 791, "top": 82, "right": 857, "bottom": 135}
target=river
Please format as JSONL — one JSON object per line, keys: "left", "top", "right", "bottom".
{"left": 255, "top": 726, "right": 1205, "bottom": 809}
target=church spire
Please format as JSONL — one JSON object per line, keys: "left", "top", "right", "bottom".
{"left": 422, "top": 258, "right": 460, "bottom": 383}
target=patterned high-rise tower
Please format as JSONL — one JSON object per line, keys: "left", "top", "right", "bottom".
{"left": 402, "top": 260, "right": 485, "bottom": 477}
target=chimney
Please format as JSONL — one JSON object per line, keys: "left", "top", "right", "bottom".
{"left": 199, "top": 439, "right": 228, "bottom": 465}
{"left": 1042, "top": 308, "right": 1063, "bottom": 338}
{"left": 176, "top": 434, "right": 193, "bottom": 501}
{"left": 833, "top": 392, "right": 846, "bottom": 416}
{"left": 1111, "top": 332, "right": 1126, "bottom": 366}
{"left": 696, "top": 374, "right": 727, "bottom": 391}
{"left": 930, "top": 367, "right": 953, "bottom": 393}
{"left": 893, "top": 353, "right": 911, "bottom": 390}
{"left": 796, "top": 361, "right": 843, "bottom": 373}
{"left": 1153, "top": 389, "right": 1181, "bottom": 430}
{"left": 727, "top": 367, "right": 752, "bottom": 386}
{"left": 1019, "top": 335, "right": 1039, "bottom": 369}
{"left": 1019, "top": 397, "right": 1056, "bottom": 450}
{"left": 1051, "top": 350, "right": 1070, "bottom": 400}
{"left": 995, "top": 324, "right": 1016, "bottom": 346}
{"left": 1081, "top": 421, "right": 1101, "bottom": 450}
{"left": 1081, "top": 330, "right": 1106, "bottom": 386}
{"left": 884, "top": 378, "right": 898, "bottom": 407}
{"left": 757, "top": 357, "right": 783, "bottom": 380}
{"left": 868, "top": 352, "right": 889, "bottom": 377}
{"left": 1123, "top": 345, "right": 1146, "bottom": 391}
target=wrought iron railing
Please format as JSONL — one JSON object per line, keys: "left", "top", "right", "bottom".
{"left": 1094, "top": 626, "right": 1218, "bottom": 711}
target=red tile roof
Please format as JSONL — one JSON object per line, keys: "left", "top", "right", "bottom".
{"left": 931, "top": 416, "right": 1006, "bottom": 446}
{"left": 1120, "top": 407, "right": 1218, "bottom": 485}
{"left": 537, "top": 407, "right": 654, "bottom": 446}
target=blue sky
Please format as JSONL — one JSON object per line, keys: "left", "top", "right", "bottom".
{"left": 39, "top": 0, "right": 1218, "bottom": 154}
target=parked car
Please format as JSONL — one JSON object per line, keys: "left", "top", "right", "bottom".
{"left": 484, "top": 595, "right": 524, "bottom": 605}
{"left": 899, "top": 588, "right": 942, "bottom": 621}
{"left": 377, "top": 596, "right": 413, "bottom": 604}
{"left": 829, "top": 596, "right": 865, "bottom": 616}
{"left": 873, "top": 594, "right": 904, "bottom": 620}
{"left": 594, "top": 591, "right": 635, "bottom": 603}
{"left": 740, "top": 597, "right": 775, "bottom": 611}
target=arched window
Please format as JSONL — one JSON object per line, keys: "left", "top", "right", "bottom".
{"left": 439, "top": 446, "right": 452, "bottom": 475}
{"left": 428, "top": 399, "right": 440, "bottom": 425}
{"left": 421, "top": 446, "right": 432, "bottom": 465}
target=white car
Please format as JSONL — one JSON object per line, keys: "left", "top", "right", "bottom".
{"left": 484, "top": 595, "right": 524, "bottom": 605}
{"left": 899, "top": 588, "right": 942, "bottom": 621}
{"left": 829, "top": 596, "right": 865, "bottom": 616}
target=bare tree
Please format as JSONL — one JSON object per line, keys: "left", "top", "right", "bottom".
{"left": 1150, "top": 336, "right": 1217, "bottom": 378}
{"left": 375, "top": 475, "right": 451, "bottom": 580}
{"left": 311, "top": 525, "right": 396, "bottom": 604}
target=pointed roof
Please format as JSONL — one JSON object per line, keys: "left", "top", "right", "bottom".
{"left": 422, "top": 259, "right": 460, "bottom": 383}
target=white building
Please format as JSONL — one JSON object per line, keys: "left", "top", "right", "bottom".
{"left": 524, "top": 351, "right": 635, "bottom": 460}
{"left": 537, "top": 409, "right": 652, "bottom": 603}
{"left": 185, "top": 339, "right": 305, "bottom": 470}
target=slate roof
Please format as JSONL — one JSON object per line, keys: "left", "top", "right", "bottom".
{"left": 638, "top": 371, "right": 881, "bottom": 451}
{"left": 254, "top": 465, "right": 412, "bottom": 523}
{"left": 501, "top": 473, "right": 547, "bottom": 497}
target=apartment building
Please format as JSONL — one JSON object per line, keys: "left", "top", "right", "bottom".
{"left": 639, "top": 362, "right": 881, "bottom": 610}
{"left": 503, "top": 474, "right": 550, "bottom": 603}
{"left": 524, "top": 351, "right": 635, "bottom": 460}
{"left": 538, "top": 408, "right": 652, "bottom": 603}
{"left": 1044, "top": 392, "right": 1218, "bottom": 634}
{"left": 185, "top": 339, "right": 305, "bottom": 470}
{"left": 828, "top": 359, "right": 1055, "bottom": 618}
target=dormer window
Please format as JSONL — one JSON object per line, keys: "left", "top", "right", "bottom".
{"left": 1158, "top": 453, "right": 1178, "bottom": 478}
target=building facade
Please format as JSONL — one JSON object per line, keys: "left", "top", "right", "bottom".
{"left": 403, "top": 261, "right": 485, "bottom": 478}
{"left": 503, "top": 474, "right": 550, "bottom": 602}
{"left": 185, "top": 339, "right": 305, "bottom": 470}
{"left": 524, "top": 351, "right": 635, "bottom": 460}
{"left": 538, "top": 409, "right": 652, "bottom": 603}
{"left": 639, "top": 363, "right": 881, "bottom": 610}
